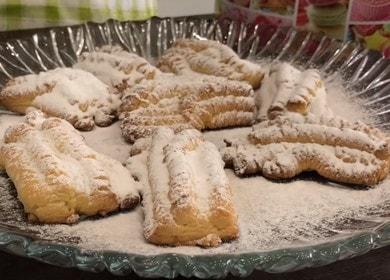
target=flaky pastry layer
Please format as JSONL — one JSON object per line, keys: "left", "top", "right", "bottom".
{"left": 158, "top": 39, "right": 264, "bottom": 89}
{"left": 256, "top": 62, "right": 331, "bottom": 121}
{"left": 143, "top": 128, "right": 238, "bottom": 247}
{"left": 119, "top": 74, "right": 256, "bottom": 142}
{"left": 0, "top": 68, "right": 117, "bottom": 131}
{"left": 223, "top": 115, "right": 390, "bottom": 186}
{"left": 0, "top": 111, "right": 140, "bottom": 224}
{"left": 74, "top": 45, "right": 160, "bottom": 94}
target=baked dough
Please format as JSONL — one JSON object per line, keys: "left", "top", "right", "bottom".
{"left": 0, "top": 111, "right": 140, "bottom": 224}
{"left": 256, "top": 62, "right": 331, "bottom": 121}
{"left": 74, "top": 45, "right": 160, "bottom": 94}
{"left": 158, "top": 39, "right": 264, "bottom": 89}
{"left": 0, "top": 68, "right": 117, "bottom": 131}
{"left": 223, "top": 115, "right": 390, "bottom": 185}
{"left": 120, "top": 74, "right": 255, "bottom": 142}
{"left": 141, "top": 128, "right": 238, "bottom": 247}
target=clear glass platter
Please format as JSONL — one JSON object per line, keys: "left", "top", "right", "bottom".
{"left": 0, "top": 16, "right": 390, "bottom": 278}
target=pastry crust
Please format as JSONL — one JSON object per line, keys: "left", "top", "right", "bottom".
{"left": 256, "top": 62, "right": 331, "bottom": 121}
{"left": 142, "top": 128, "right": 238, "bottom": 247}
{"left": 119, "top": 75, "right": 256, "bottom": 142}
{"left": 0, "top": 111, "right": 140, "bottom": 224}
{"left": 74, "top": 45, "right": 160, "bottom": 94}
{"left": 158, "top": 39, "right": 264, "bottom": 89}
{"left": 0, "top": 68, "right": 117, "bottom": 131}
{"left": 223, "top": 115, "right": 390, "bottom": 185}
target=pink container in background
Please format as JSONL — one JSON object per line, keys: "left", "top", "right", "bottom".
{"left": 220, "top": 0, "right": 390, "bottom": 57}
{"left": 350, "top": 0, "right": 390, "bottom": 21}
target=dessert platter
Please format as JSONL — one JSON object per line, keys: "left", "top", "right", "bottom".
{"left": 0, "top": 17, "right": 390, "bottom": 277}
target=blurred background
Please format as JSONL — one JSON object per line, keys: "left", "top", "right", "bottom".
{"left": 0, "top": 0, "right": 389, "bottom": 55}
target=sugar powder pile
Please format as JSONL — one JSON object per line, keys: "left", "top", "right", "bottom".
{"left": 0, "top": 72, "right": 389, "bottom": 256}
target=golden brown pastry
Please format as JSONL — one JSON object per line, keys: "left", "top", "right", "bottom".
{"left": 0, "top": 111, "right": 140, "bottom": 224}
{"left": 256, "top": 62, "right": 332, "bottom": 121}
{"left": 141, "top": 128, "right": 239, "bottom": 247}
{"left": 223, "top": 115, "right": 390, "bottom": 185}
{"left": 120, "top": 74, "right": 256, "bottom": 142}
{"left": 74, "top": 45, "right": 161, "bottom": 94}
{"left": 158, "top": 39, "right": 264, "bottom": 89}
{"left": 0, "top": 68, "right": 117, "bottom": 131}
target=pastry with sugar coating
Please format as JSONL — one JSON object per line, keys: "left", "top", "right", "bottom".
{"left": 0, "top": 68, "right": 117, "bottom": 131}
{"left": 223, "top": 115, "right": 390, "bottom": 186}
{"left": 158, "top": 39, "right": 264, "bottom": 89}
{"left": 256, "top": 62, "right": 332, "bottom": 121}
{"left": 74, "top": 46, "right": 160, "bottom": 94}
{"left": 120, "top": 74, "right": 256, "bottom": 142}
{"left": 0, "top": 111, "right": 140, "bottom": 224}
{"left": 142, "top": 128, "right": 239, "bottom": 247}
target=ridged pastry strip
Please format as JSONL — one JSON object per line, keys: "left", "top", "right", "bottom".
{"left": 143, "top": 128, "right": 238, "bottom": 247}
{"left": 119, "top": 75, "right": 256, "bottom": 142}
{"left": 223, "top": 142, "right": 390, "bottom": 185}
{"left": 158, "top": 39, "right": 264, "bottom": 89}
{"left": 0, "top": 68, "right": 117, "bottom": 131}
{"left": 222, "top": 115, "right": 390, "bottom": 186}
{"left": 120, "top": 109, "right": 192, "bottom": 142}
{"left": 249, "top": 116, "right": 390, "bottom": 160}
{"left": 74, "top": 45, "right": 160, "bottom": 94}
{"left": 256, "top": 62, "right": 330, "bottom": 121}
{"left": 0, "top": 111, "right": 140, "bottom": 224}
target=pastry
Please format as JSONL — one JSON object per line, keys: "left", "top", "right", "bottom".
{"left": 158, "top": 39, "right": 264, "bottom": 89}
{"left": 0, "top": 68, "right": 117, "bottom": 131}
{"left": 74, "top": 45, "right": 160, "bottom": 95}
{"left": 0, "top": 111, "right": 140, "bottom": 224}
{"left": 142, "top": 128, "right": 238, "bottom": 247}
{"left": 223, "top": 115, "right": 390, "bottom": 185}
{"left": 256, "top": 62, "right": 331, "bottom": 121}
{"left": 120, "top": 75, "right": 255, "bottom": 142}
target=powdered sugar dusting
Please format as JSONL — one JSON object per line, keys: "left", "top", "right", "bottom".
{"left": 0, "top": 64, "right": 389, "bottom": 255}
{"left": 325, "top": 75, "right": 375, "bottom": 125}
{"left": 1, "top": 68, "right": 119, "bottom": 130}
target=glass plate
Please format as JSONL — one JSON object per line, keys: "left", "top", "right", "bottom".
{"left": 1, "top": 16, "right": 390, "bottom": 278}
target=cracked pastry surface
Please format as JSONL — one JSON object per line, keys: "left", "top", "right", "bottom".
{"left": 0, "top": 68, "right": 118, "bottom": 131}
{"left": 223, "top": 115, "right": 390, "bottom": 185}
{"left": 256, "top": 62, "right": 332, "bottom": 121}
{"left": 0, "top": 111, "right": 140, "bottom": 224}
{"left": 74, "top": 45, "right": 160, "bottom": 95}
{"left": 131, "top": 128, "right": 238, "bottom": 247}
{"left": 119, "top": 74, "right": 256, "bottom": 142}
{"left": 158, "top": 39, "right": 264, "bottom": 89}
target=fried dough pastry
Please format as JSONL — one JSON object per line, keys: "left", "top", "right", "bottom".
{"left": 158, "top": 39, "right": 264, "bottom": 89}
{"left": 74, "top": 46, "right": 160, "bottom": 94}
{"left": 0, "top": 111, "right": 140, "bottom": 224}
{"left": 256, "top": 62, "right": 332, "bottom": 121}
{"left": 0, "top": 68, "right": 117, "bottom": 131}
{"left": 142, "top": 128, "right": 238, "bottom": 247}
{"left": 119, "top": 75, "right": 255, "bottom": 142}
{"left": 223, "top": 115, "right": 390, "bottom": 185}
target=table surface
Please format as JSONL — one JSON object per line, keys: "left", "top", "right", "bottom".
{"left": 1, "top": 24, "right": 390, "bottom": 280}
{"left": 0, "top": 246, "right": 390, "bottom": 280}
